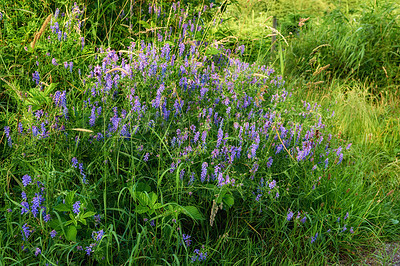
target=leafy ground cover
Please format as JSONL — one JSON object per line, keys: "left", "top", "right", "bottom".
{"left": 1, "top": 0, "right": 399, "bottom": 264}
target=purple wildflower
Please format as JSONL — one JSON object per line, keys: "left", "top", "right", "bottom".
{"left": 18, "top": 123, "right": 23, "bottom": 134}
{"left": 73, "top": 201, "right": 81, "bottom": 215}
{"left": 52, "top": 58, "right": 58, "bottom": 66}
{"left": 32, "top": 126, "right": 39, "bottom": 137}
{"left": 4, "top": 126, "right": 10, "bottom": 137}
{"left": 85, "top": 246, "right": 92, "bottom": 255}
{"left": 201, "top": 131, "right": 207, "bottom": 145}
{"left": 31, "top": 194, "right": 41, "bottom": 218}
{"left": 79, "top": 163, "right": 87, "bottom": 184}
{"left": 71, "top": 157, "right": 78, "bottom": 168}
{"left": 50, "top": 230, "right": 57, "bottom": 238}
{"left": 44, "top": 214, "right": 51, "bottom": 222}
{"left": 94, "top": 214, "right": 101, "bottom": 226}
{"left": 269, "top": 180, "right": 276, "bottom": 189}
{"left": 287, "top": 210, "right": 294, "bottom": 221}
{"left": 337, "top": 153, "right": 343, "bottom": 164}
{"left": 216, "top": 128, "right": 223, "bottom": 147}
{"left": 179, "top": 169, "right": 185, "bottom": 180}
{"left": 92, "top": 229, "right": 104, "bottom": 241}
{"left": 267, "top": 157, "right": 273, "bottom": 168}
{"left": 21, "top": 223, "right": 30, "bottom": 241}
{"left": 81, "top": 37, "right": 85, "bottom": 50}
{"left": 89, "top": 106, "right": 96, "bottom": 126}
{"left": 32, "top": 71, "right": 40, "bottom": 85}
{"left": 182, "top": 234, "right": 191, "bottom": 247}
{"left": 143, "top": 152, "right": 150, "bottom": 162}
{"left": 35, "top": 247, "right": 41, "bottom": 256}
{"left": 22, "top": 175, "right": 32, "bottom": 187}
{"left": 201, "top": 162, "right": 208, "bottom": 182}
{"left": 311, "top": 232, "right": 318, "bottom": 243}
{"left": 21, "top": 201, "right": 30, "bottom": 214}
{"left": 342, "top": 224, "right": 347, "bottom": 232}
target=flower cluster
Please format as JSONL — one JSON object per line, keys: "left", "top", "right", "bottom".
{"left": 191, "top": 247, "right": 208, "bottom": 262}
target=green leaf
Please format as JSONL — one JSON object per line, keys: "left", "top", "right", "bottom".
{"left": 216, "top": 189, "right": 227, "bottom": 204}
{"left": 165, "top": 41, "right": 175, "bottom": 47}
{"left": 135, "top": 205, "right": 149, "bottom": 214}
{"left": 138, "top": 20, "right": 150, "bottom": 29}
{"left": 66, "top": 191, "right": 76, "bottom": 206}
{"left": 79, "top": 217, "right": 87, "bottom": 225}
{"left": 391, "top": 219, "right": 399, "bottom": 225}
{"left": 153, "top": 203, "right": 163, "bottom": 210}
{"left": 54, "top": 204, "right": 70, "bottom": 212}
{"left": 223, "top": 194, "right": 235, "bottom": 208}
{"left": 205, "top": 47, "right": 220, "bottom": 56}
{"left": 136, "top": 192, "right": 149, "bottom": 206}
{"left": 66, "top": 226, "right": 77, "bottom": 242}
{"left": 44, "top": 82, "right": 58, "bottom": 95}
{"left": 136, "top": 182, "right": 151, "bottom": 192}
{"left": 149, "top": 192, "right": 158, "bottom": 207}
{"left": 182, "top": 206, "right": 205, "bottom": 221}
{"left": 81, "top": 211, "right": 96, "bottom": 219}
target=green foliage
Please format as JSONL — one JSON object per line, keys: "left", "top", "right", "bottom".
{"left": 283, "top": 1, "right": 400, "bottom": 89}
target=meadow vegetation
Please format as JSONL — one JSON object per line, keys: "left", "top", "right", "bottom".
{"left": 1, "top": 0, "right": 399, "bottom": 264}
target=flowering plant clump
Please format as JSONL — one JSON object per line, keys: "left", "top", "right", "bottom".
{"left": 0, "top": 1, "right": 365, "bottom": 264}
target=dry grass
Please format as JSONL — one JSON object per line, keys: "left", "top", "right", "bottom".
{"left": 31, "top": 14, "right": 52, "bottom": 50}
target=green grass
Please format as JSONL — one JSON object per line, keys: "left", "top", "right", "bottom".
{"left": 1, "top": 0, "right": 400, "bottom": 265}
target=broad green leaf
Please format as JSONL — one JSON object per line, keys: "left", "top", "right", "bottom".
{"left": 153, "top": 203, "right": 163, "bottom": 210}
{"left": 223, "top": 194, "right": 235, "bottom": 208}
{"left": 66, "top": 225, "right": 77, "bottom": 242}
{"left": 136, "top": 182, "right": 151, "bottom": 192}
{"left": 136, "top": 192, "right": 149, "bottom": 206}
{"left": 81, "top": 211, "right": 96, "bottom": 219}
{"left": 79, "top": 217, "right": 87, "bottom": 225}
{"left": 54, "top": 204, "right": 70, "bottom": 212}
{"left": 44, "top": 82, "right": 58, "bottom": 95}
{"left": 136, "top": 205, "right": 149, "bottom": 214}
{"left": 149, "top": 192, "right": 158, "bottom": 206}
